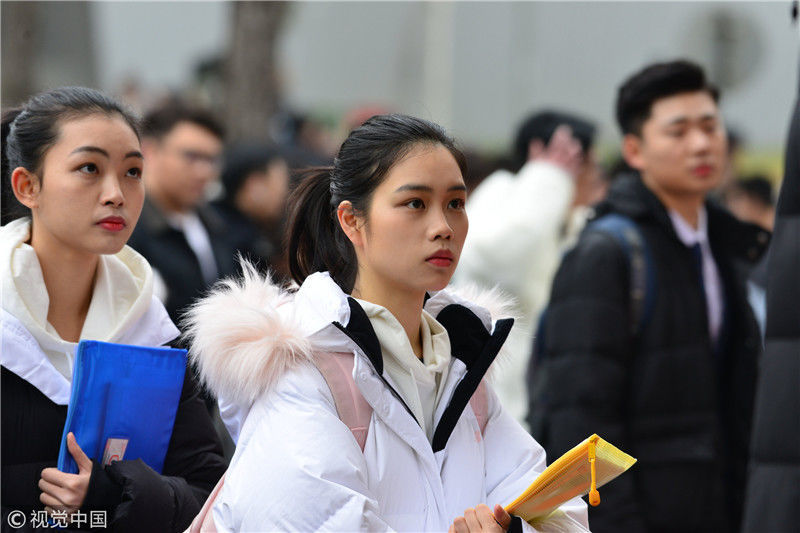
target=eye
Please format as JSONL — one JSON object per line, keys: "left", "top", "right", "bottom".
{"left": 405, "top": 199, "right": 425, "bottom": 210}
{"left": 126, "top": 167, "right": 143, "bottom": 179}
{"left": 78, "top": 163, "right": 99, "bottom": 174}
{"left": 448, "top": 198, "right": 466, "bottom": 210}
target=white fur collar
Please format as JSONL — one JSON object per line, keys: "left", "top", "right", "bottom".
{"left": 183, "top": 261, "right": 516, "bottom": 408}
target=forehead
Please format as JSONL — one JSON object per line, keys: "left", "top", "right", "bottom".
{"left": 647, "top": 91, "right": 720, "bottom": 125}
{"left": 381, "top": 144, "right": 464, "bottom": 188}
{"left": 52, "top": 113, "right": 139, "bottom": 152}
{"left": 163, "top": 121, "right": 222, "bottom": 148}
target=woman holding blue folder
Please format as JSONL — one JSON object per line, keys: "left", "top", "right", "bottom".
{"left": 186, "top": 115, "right": 589, "bottom": 532}
{"left": 1, "top": 87, "right": 226, "bottom": 531}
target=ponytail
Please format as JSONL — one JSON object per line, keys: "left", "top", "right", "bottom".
{"left": 1, "top": 108, "right": 28, "bottom": 225}
{"left": 286, "top": 167, "right": 359, "bottom": 292}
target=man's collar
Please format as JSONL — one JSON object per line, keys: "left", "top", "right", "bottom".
{"left": 668, "top": 206, "right": 709, "bottom": 246}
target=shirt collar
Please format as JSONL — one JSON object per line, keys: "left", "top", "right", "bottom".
{"left": 668, "top": 206, "right": 709, "bottom": 246}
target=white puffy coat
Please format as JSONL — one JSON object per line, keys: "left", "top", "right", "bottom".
{"left": 454, "top": 162, "right": 588, "bottom": 427}
{"left": 185, "top": 268, "right": 589, "bottom": 532}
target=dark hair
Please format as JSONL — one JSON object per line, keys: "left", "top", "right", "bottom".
{"left": 220, "top": 143, "right": 286, "bottom": 202}
{"left": 143, "top": 101, "right": 224, "bottom": 141}
{"left": 286, "top": 113, "right": 467, "bottom": 292}
{"left": 513, "top": 110, "right": 596, "bottom": 170}
{"left": 2, "top": 86, "right": 140, "bottom": 225}
{"left": 616, "top": 60, "right": 720, "bottom": 136}
{"left": 732, "top": 175, "right": 775, "bottom": 208}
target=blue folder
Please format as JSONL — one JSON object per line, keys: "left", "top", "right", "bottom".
{"left": 57, "top": 340, "right": 187, "bottom": 475}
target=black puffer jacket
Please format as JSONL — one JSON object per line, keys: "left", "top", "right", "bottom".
{"left": 742, "top": 98, "right": 800, "bottom": 533}
{"left": 1, "top": 367, "right": 227, "bottom": 532}
{"left": 528, "top": 175, "right": 768, "bottom": 532}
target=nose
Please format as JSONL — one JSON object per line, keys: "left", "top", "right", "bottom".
{"left": 100, "top": 174, "right": 124, "bottom": 207}
{"left": 429, "top": 207, "right": 454, "bottom": 241}
{"left": 688, "top": 127, "right": 713, "bottom": 154}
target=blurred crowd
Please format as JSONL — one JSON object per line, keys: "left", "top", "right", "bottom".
{"left": 2, "top": 50, "right": 797, "bottom": 532}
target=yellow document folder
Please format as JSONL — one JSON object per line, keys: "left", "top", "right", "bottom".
{"left": 505, "top": 434, "right": 636, "bottom": 522}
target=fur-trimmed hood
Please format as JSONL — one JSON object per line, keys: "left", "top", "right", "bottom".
{"left": 183, "top": 262, "right": 517, "bottom": 409}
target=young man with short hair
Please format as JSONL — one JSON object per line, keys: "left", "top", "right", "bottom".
{"left": 529, "top": 60, "right": 769, "bottom": 532}
{"left": 127, "top": 104, "right": 235, "bottom": 323}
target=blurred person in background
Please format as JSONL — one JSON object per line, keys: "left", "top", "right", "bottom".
{"left": 529, "top": 60, "right": 769, "bottom": 532}
{"left": 127, "top": 103, "right": 234, "bottom": 325}
{"left": 724, "top": 175, "right": 776, "bottom": 336}
{"left": 1, "top": 87, "right": 226, "bottom": 532}
{"left": 725, "top": 175, "right": 776, "bottom": 232}
{"left": 454, "top": 110, "right": 600, "bottom": 427}
{"left": 742, "top": 6, "right": 800, "bottom": 528}
{"left": 211, "top": 143, "right": 291, "bottom": 279}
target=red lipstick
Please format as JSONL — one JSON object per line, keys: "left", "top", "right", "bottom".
{"left": 97, "top": 216, "right": 126, "bottom": 232}
{"left": 426, "top": 249, "right": 454, "bottom": 267}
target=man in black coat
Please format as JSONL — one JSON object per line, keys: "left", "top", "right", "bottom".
{"left": 127, "top": 104, "right": 238, "bottom": 325}
{"left": 528, "top": 60, "right": 769, "bottom": 532}
{"left": 741, "top": 47, "right": 800, "bottom": 532}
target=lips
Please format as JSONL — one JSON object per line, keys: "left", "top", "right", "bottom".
{"left": 691, "top": 164, "right": 714, "bottom": 177}
{"left": 97, "top": 216, "right": 126, "bottom": 232}
{"left": 426, "top": 250, "right": 454, "bottom": 267}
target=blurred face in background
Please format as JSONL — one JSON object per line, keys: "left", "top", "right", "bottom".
{"left": 143, "top": 121, "right": 222, "bottom": 213}
{"left": 235, "top": 159, "right": 290, "bottom": 226}
{"left": 624, "top": 91, "right": 727, "bottom": 201}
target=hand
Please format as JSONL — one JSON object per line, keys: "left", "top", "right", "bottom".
{"left": 529, "top": 125, "right": 584, "bottom": 178}
{"left": 449, "top": 504, "right": 513, "bottom": 533}
{"left": 39, "top": 433, "right": 92, "bottom": 516}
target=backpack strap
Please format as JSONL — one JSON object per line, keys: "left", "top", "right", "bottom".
{"left": 469, "top": 380, "right": 489, "bottom": 436}
{"left": 588, "top": 213, "right": 656, "bottom": 336}
{"left": 187, "top": 473, "right": 225, "bottom": 532}
{"left": 315, "top": 351, "right": 373, "bottom": 451}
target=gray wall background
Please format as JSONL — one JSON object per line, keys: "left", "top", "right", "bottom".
{"left": 16, "top": 1, "right": 799, "bottom": 150}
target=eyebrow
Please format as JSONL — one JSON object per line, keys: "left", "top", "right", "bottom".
{"left": 69, "top": 146, "right": 144, "bottom": 159}
{"left": 664, "top": 113, "right": 718, "bottom": 127}
{"left": 394, "top": 183, "right": 467, "bottom": 193}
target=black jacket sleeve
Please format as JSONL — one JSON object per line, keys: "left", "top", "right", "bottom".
{"left": 81, "top": 370, "right": 227, "bottom": 532}
{"left": 528, "top": 230, "right": 647, "bottom": 533}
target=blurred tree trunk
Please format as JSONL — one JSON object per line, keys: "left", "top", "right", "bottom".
{"left": 2, "top": 2, "right": 38, "bottom": 107}
{"left": 224, "top": 1, "right": 288, "bottom": 143}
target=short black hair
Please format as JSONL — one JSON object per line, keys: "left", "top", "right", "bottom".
{"left": 143, "top": 101, "right": 224, "bottom": 140}
{"left": 513, "top": 110, "right": 596, "bottom": 169}
{"left": 616, "top": 60, "right": 719, "bottom": 136}
{"left": 732, "top": 175, "right": 775, "bottom": 208}
{"left": 220, "top": 143, "right": 285, "bottom": 200}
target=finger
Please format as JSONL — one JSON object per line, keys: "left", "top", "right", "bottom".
{"left": 448, "top": 525, "right": 455, "bottom": 533}
{"left": 453, "top": 516, "right": 469, "bottom": 533}
{"left": 40, "top": 468, "right": 69, "bottom": 487}
{"left": 550, "top": 125, "right": 574, "bottom": 149}
{"left": 67, "top": 432, "right": 93, "bottom": 472}
{"left": 464, "top": 508, "right": 481, "bottom": 532}
{"left": 38, "top": 478, "right": 72, "bottom": 504}
{"left": 493, "top": 504, "right": 513, "bottom": 531}
{"left": 528, "top": 139, "right": 545, "bottom": 160}
{"left": 475, "top": 504, "right": 499, "bottom": 531}
{"left": 40, "top": 491, "right": 69, "bottom": 510}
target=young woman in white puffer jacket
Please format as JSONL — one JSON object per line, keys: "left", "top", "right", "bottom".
{"left": 185, "top": 114, "right": 590, "bottom": 533}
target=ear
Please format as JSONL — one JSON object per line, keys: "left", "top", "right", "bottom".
{"left": 336, "top": 200, "right": 364, "bottom": 249}
{"left": 621, "top": 134, "right": 645, "bottom": 171}
{"left": 10, "top": 167, "right": 40, "bottom": 209}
